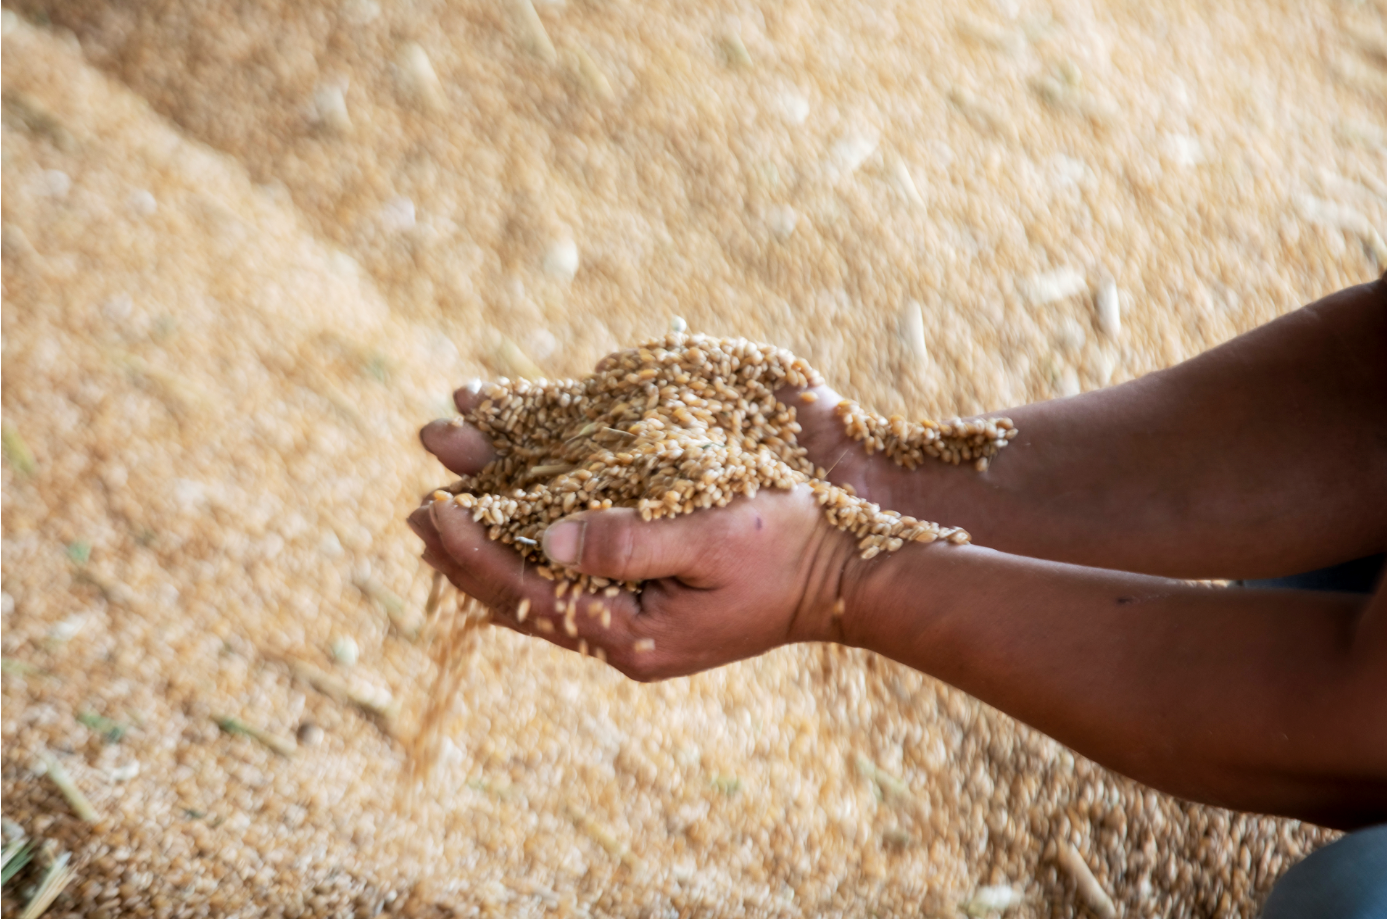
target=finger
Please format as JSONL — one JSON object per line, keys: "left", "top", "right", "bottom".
{"left": 773, "top": 381, "right": 862, "bottom": 475}
{"left": 452, "top": 379, "right": 489, "bottom": 415}
{"left": 539, "top": 507, "right": 719, "bottom": 584}
{"left": 420, "top": 418, "right": 497, "bottom": 476}
{"left": 407, "top": 503, "right": 443, "bottom": 553}
{"left": 773, "top": 381, "right": 845, "bottom": 437}
{"left": 418, "top": 501, "right": 535, "bottom": 619}
{"left": 427, "top": 498, "right": 645, "bottom": 656}
{"left": 408, "top": 505, "right": 483, "bottom": 596}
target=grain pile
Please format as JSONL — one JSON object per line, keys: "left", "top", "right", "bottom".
{"left": 4, "top": 0, "right": 1384, "bottom": 915}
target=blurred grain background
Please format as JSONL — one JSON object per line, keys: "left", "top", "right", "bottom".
{"left": 2, "top": 0, "right": 1384, "bottom": 915}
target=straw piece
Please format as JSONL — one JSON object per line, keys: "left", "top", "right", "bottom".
{"left": 18, "top": 851, "right": 75, "bottom": 919}
{"left": 567, "top": 805, "right": 644, "bottom": 871}
{"left": 215, "top": 715, "right": 297, "bottom": 757}
{"left": 1056, "top": 840, "right": 1117, "bottom": 919}
{"left": 960, "top": 884, "right": 1025, "bottom": 917}
{"left": 571, "top": 45, "right": 613, "bottom": 99}
{"left": 510, "top": 0, "right": 557, "bottom": 64}
{"left": 2, "top": 422, "right": 37, "bottom": 476}
{"left": 76, "top": 711, "right": 126, "bottom": 743}
{"left": 494, "top": 337, "right": 545, "bottom": 380}
{"left": 354, "top": 574, "right": 421, "bottom": 638}
{"left": 2, "top": 839, "right": 35, "bottom": 886}
{"left": 854, "top": 754, "right": 911, "bottom": 801}
{"left": 38, "top": 755, "right": 97, "bottom": 823}
{"left": 281, "top": 657, "right": 400, "bottom": 723}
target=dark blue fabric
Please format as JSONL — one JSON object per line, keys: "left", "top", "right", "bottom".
{"left": 1261, "top": 824, "right": 1387, "bottom": 919}
{"left": 1249, "top": 555, "right": 1386, "bottom": 917}
{"left": 1242, "top": 554, "right": 1386, "bottom": 595}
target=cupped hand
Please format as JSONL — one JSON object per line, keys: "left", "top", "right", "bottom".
{"left": 407, "top": 482, "right": 859, "bottom": 681}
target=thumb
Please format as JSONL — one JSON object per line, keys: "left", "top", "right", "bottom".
{"left": 541, "top": 508, "right": 709, "bottom": 583}
{"left": 774, "top": 382, "right": 852, "bottom": 470}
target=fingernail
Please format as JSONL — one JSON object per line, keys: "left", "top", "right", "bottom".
{"left": 419, "top": 418, "right": 452, "bottom": 453}
{"left": 542, "top": 520, "right": 583, "bottom": 566}
{"left": 453, "top": 381, "right": 487, "bottom": 411}
{"left": 406, "top": 507, "right": 434, "bottom": 538}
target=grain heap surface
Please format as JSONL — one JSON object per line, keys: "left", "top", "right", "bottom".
{"left": 5, "top": 0, "right": 1383, "bottom": 915}
{"left": 444, "top": 332, "right": 1017, "bottom": 587}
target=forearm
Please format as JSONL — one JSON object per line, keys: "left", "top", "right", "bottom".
{"left": 901, "top": 279, "right": 1387, "bottom": 578}
{"left": 842, "top": 541, "right": 1387, "bottom": 829}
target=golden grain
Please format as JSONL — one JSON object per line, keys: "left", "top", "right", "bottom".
{"left": 1, "top": 5, "right": 1357, "bottom": 915}
{"left": 438, "top": 334, "right": 1013, "bottom": 603}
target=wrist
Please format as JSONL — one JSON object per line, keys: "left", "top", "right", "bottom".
{"left": 837, "top": 537, "right": 969, "bottom": 654}
{"left": 782, "top": 495, "right": 872, "bottom": 645}
{"left": 837, "top": 543, "right": 890, "bottom": 650}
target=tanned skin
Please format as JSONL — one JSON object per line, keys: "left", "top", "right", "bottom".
{"left": 410, "top": 278, "right": 1387, "bottom": 831}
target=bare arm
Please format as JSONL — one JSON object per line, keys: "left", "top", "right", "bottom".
{"left": 838, "top": 540, "right": 1387, "bottom": 830}
{"left": 410, "top": 484, "right": 1387, "bottom": 831}
{"left": 794, "top": 278, "right": 1387, "bottom": 579}
{"left": 412, "top": 279, "right": 1387, "bottom": 830}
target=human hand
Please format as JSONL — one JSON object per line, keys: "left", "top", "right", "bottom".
{"left": 407, "top": 482, "right": 858, "bottom": 680}
{"left": 415, "top": 373, "right": 871, "bottom": 678}
{"left": 410, "top": 366, "right": 931, "bottom": 680}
